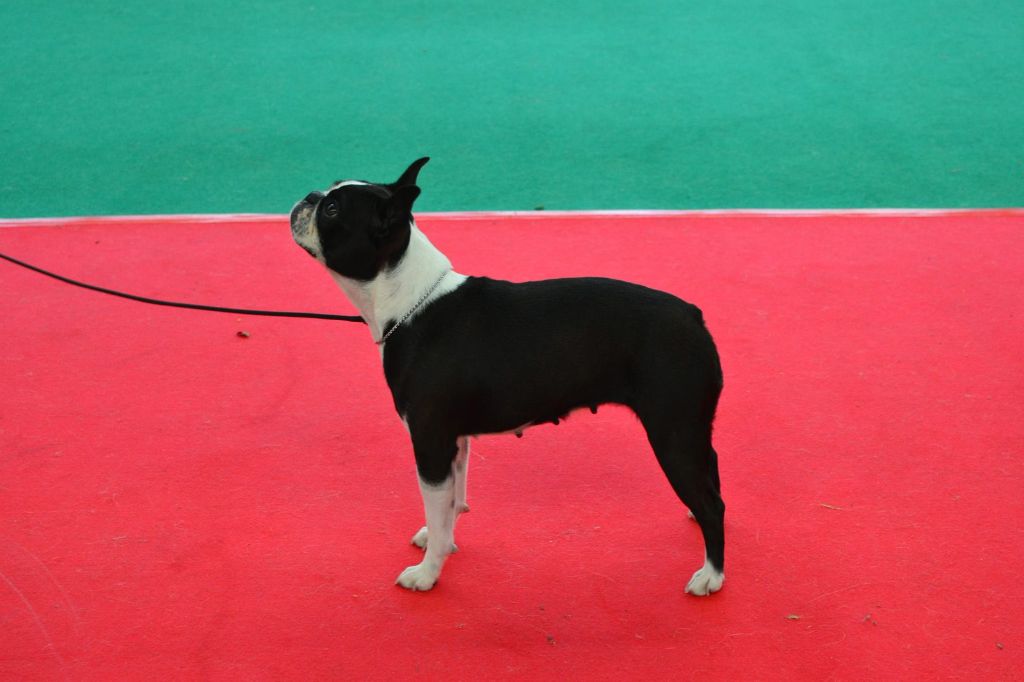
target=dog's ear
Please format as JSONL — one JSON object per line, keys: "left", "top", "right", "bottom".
{"left": 390, "top": 157, "right": 430, "bottom": 188}
{"left": 372, "top": 184, "right": 421, "bottom": 245}
{"left": 390, "top": 183, "right": 421, "bottom": 215}
{"left": 384, "top": 184, "right": 421, "bottom": 230}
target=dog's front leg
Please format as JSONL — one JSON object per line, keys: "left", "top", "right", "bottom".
{"left": 411, "top": 436, "right": 469, "bottom": 550}
{"left": 397, "top": 476, "right": 456, "bottom": 591}
{"left": 397, "top": 436, "right": 459, "bottom": 591}
{"left": 453, "top": 436, "right": 470, "bottom": 515}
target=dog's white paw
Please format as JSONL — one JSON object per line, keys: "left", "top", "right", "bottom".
{"left": 396, "top": 562, "right": 440, "bottom": 591}
{"left": 685, "top": 558, "right": 724, "bottom": 596}
{"left": 411, "top": 526, "right": 429, "bottom": 549}
{"left": 410, "top": 526, "right": 458, "bottom": 553}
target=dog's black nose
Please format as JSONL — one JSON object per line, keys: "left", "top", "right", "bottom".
{"left": 304, "top": 191, "right": 324, "bottom": 205}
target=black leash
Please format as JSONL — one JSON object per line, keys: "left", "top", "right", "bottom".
{"left": 0, "top": 250, "right": 366, "bottom": 324}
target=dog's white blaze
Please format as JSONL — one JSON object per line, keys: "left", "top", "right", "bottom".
{"left": 684, "top": 554, "right": 724, "bottom": 596}
{"left": 327, "top": 220, "right": 467, "bottom": 345}
{"left": 327, "top": 179, "right": 369, "bottom": 191}
{"left": 396, "top": 476, "right": 457, "bottom": 591}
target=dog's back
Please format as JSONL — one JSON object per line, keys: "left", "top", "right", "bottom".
{"left": 383, "top": 276, "right": 721, "bottom": 438}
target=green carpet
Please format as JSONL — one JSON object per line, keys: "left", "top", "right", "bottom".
{"left": 1, "top": 1, "right": 1021, "bottom": 216}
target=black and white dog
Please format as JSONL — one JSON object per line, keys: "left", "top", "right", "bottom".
{"left": 290, "top": 159, "right": 726, "bottom": 595}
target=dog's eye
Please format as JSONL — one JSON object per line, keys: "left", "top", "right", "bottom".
{"left": 323, "top": 201, "right": 339, "bottom": 218}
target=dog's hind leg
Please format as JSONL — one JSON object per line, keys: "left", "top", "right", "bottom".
{"left": 397, "top": 435, "right": 459, "bottom": 591}
{"left": 682, "top": 444, "right": 725, "bottom": 596}
{"left": 640, "top": 415, "right": 726, "bottom": 596}
{"left": 686, "top": 446, "right": 721, "bottom": 521}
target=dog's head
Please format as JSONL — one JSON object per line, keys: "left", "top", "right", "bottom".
{"left": 290, "top": 158, "right": 429, "bottom": 281}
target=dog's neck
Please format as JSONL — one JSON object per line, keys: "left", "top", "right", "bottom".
{"left": 328, "top": 221, "right": 466, "bottom": 345}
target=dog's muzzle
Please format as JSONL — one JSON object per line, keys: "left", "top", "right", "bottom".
{"left": 290, "top": 191, "right": 323, "bottom": 258}
{"left": 290, "top": 191, "right": 322, "bottom": 230}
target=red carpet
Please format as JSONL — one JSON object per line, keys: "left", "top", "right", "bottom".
{"left": 1, "top": 212, "right": 1022, "bottom": 680}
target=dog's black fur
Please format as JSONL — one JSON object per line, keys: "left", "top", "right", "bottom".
{"left": 292, "top": 159, "right": 727, "bottom": 584}
{"left": 385, "top": 274, "right": 725, "bottom": 572}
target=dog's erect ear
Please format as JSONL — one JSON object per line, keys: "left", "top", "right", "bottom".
{"left": 372, "top": 184, "right": 421, "bottom": 246}
{"left": 390, "top": 184, "right": 421, "bottom": 215}
{"left": 390, "top": 157, "right": 430, "bottom": 188}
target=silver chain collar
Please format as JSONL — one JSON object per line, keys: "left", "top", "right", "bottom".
{"left": 375, "top": 269, "right": 451, "bottom": 346}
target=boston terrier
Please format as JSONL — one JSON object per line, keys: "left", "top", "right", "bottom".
{"left": 290, "top": 159, "right": 726, "bottom": 595}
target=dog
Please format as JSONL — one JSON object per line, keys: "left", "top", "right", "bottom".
{"left": 290, "top": 158, "right": 725, "bottom": 595}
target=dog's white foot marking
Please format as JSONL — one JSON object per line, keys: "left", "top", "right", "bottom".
{"left": 396, "top": 561, "right": 441, "bottom": 591}
{"left": 685, "top": 556, "right": 724, "bottom": 596}
{"left": 409, "top": 437, "right": 470, "bottom": 554}
{"left": 410, "top": 525, "right": 458, "bottom": 552}
{"left": 411, "top": 526, "right": 429, "bottom": 549}
{"left": 398, "top": 475, "right": 457, "bottom": 591}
